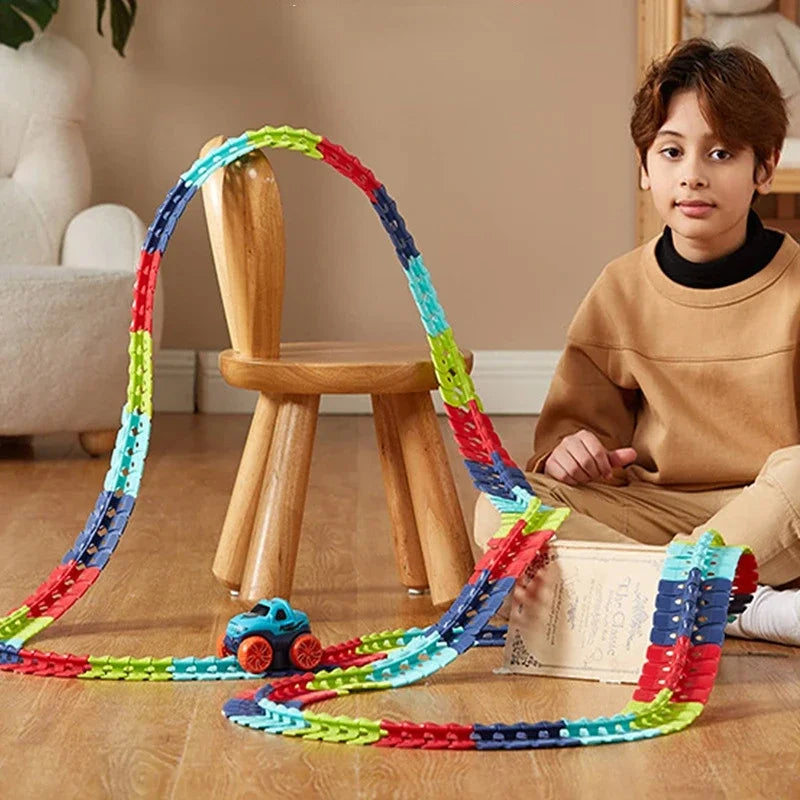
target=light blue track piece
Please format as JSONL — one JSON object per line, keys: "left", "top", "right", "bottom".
{"left": 180, "top": 134, "right": 252, "bottom": 186}
{"left": 491, "top": 496, "right": 529, "bottom": 513}
{"left": 406, "top": 255, "right": 449, "bottom": 335}
{"left": 367, "top": 632, "right": 443, "bottom": 683}
{"left": 563, "top": 714, "right": 637, "bottom": 740}
{"left": 103, "top": 408, "right": 151, "bottom": 498}
{"left": 383, "top": 644, "right": 458, "bottom": 686}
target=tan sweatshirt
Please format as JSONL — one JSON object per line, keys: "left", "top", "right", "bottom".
{"left": 528, "top": 231, "right": 800, "bottom": 490}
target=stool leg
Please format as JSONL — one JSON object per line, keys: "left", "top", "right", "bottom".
{"left": 391, "top": 392, "right": 475, "bottom": 606}
{"left": 371, "top": 394, "right": 428, "bottom": 591}
{"left": 212, "top": 393, "right": 280, "bottom": 592}
{"left": 239, "top": 393, "right": 320, "bottom": 605}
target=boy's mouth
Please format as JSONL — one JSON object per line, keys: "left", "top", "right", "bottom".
{"left": 675, "top": 199, "right": 715, "bottom": 218}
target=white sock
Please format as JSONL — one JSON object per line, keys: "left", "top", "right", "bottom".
{"left": 725, "top": 586, "right": 800, "bottom": 646}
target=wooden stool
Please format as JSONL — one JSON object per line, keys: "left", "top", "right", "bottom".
{"left": 200, "top": 137, "right": 475, "bottom": 608}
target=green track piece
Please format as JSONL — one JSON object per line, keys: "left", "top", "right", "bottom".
{"left": 355, "top": 628, "right": 418, "bottom": 654}
{"left": 427, "top": 330, "right": 479, "bottom": 408}
{"left": 245, "top": 125, "right": 323, "bottom": 159}
{"left": 284, "top": 712, "right": 386, "bottom": 745}
{"left": 126, "top": 331, "right": 153, "bottom": 415}
{"left": 0, "top": 606, "right": 32, "bottom": 641}
{"left": 0, "top": 609, "right": 53, "bottom": 645}
{"left": 624, "top": 695, "right": 704, "bottom": 734}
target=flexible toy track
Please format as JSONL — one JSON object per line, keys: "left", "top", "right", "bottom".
{"left": 0, "top": 126, "right": 759, "bottom": 749}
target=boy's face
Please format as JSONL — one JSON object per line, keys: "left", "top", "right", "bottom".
{"left": 641, "top": 89, "right": 776, "bottom": 262}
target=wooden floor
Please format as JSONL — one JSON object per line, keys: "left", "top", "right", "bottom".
{"left": 1, "top": 413, "right": 799, "bottom": 799}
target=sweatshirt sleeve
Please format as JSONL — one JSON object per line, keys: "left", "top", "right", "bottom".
{"left": 526, "top": 278, "right": 640, "bottom": 476}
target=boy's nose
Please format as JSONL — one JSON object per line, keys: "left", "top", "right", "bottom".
{"left": 680, "top": 174, "right": 709, "bottom": 190}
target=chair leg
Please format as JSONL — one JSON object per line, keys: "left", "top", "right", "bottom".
{"left": 371, "top": 394, "right": 428, "bottom": 591}
{"left": 212, "top": 393, "right": 281, "bottom": 592}
{"left": 78, "top": 430, "right": 117, "bottom": 457}
{"left": 390, "top": 392, "right": 475, "bottom": 607}
{"left": 239, "top": 393, "right": 320, "bottom": 606}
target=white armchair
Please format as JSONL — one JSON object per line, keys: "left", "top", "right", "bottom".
{"left": 0, "top": 34, "right": 163, "bottom": 455}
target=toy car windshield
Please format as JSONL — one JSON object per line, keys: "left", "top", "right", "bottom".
{"left": 243, "top": 602, "right": 271, "bottom": 618}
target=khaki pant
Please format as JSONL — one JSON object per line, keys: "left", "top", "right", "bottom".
{"left": 474, "top": 445, "right": 800, "bottom": 587}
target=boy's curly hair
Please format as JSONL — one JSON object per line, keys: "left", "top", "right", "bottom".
{"left": 631, "top": 38, "right": 788, "bottom": 186}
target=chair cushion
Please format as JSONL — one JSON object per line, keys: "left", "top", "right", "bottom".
{"left": 0, "top": 265, "right": 135, "bottom": 434}
{"left": 0, "top": 34, "right": 91, "bottom": 266}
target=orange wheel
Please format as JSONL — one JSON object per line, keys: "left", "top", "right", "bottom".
{"left": 289, "top": 633, "right": 323, "bottom": 670}
{"left": 216, "top": 633, "right": 231, "bottom": 659}
{"left": 237, "top": 636, "right": 274, "bottom": 673}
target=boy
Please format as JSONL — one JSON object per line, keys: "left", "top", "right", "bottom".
{"left": 474, "top": 38, "right": 800, "bottom": 645}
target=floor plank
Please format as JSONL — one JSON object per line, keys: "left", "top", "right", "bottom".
{"left": 1, "top": 414, "right": 798, "bottom": 799}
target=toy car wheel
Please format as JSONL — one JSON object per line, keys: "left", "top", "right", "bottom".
{"left": 238, "top": 636, "right": 274, "bottom": 673}
{"left": 215, "top": 633, "right": 232, "bottom": 659}
{"left": 289, "top": 633, "right": 323, "bottom": 670}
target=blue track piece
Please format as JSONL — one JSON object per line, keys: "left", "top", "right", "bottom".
{"left": 472, "top": 721, "right": 580, "bottom": 751}
{"left": 464, "top": 460, "right": 519, "bottom": 500}
{"left": 142, "top": 178, "right": 200, "bottom": 254}
{"left": 66, "top": 491, "right": 136, "bottom": 567}
{"left": 472, "top": 625, "right": 507, "bottom": 647}
{"left": 451, "top": 577, "right": 515, "bottom": 654}
{"left": 650, "top": 566, "right": 703, "bottom": 645}
{"left": 372, "top": 185, "right": 419, "bottom": 264}
{"left": 0, "top": 642, "right": 22, "bottom": 664}
{"left": 432, "top": 571, "right": 492, "bottom": 642}
{"left": 490, "top": 452, "right": 532, "bottom": 494}
{"left": 63, "top": 489, "right": 115, "bottom": 564}
{"left": 223, "top": 696, "right": 264, "bottom": 718}
{"left": 464, "top": 460, "right": 508, "bottom": 497}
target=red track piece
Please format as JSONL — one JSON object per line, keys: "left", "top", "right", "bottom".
{"left": 376, "top": 721, "right": 476, "bottom": 750}
{"left": 320, "top": 637, "right": 363, "bottom": 665}
{"left": 130, "top": 250, "right": 160, "bottom": 332}
{"left": 0, "top": 648, "right": 90, "bottom": 678}
{"left": 21, "top": 562, "right": 101, "bottom": 620}
{"left": 732, "top": 551, "right": 758, "bottom": 595}
{"left": 443, "top": 401, "right": 515, "bottom": 466}
{"left": 634, "top": 642, "right": 722, "bottom": 703}
{"left": 471, "top": 523, "right": 553, "bottom": 584}
{"left": 266, "top": 673, "right": 316, "bottom": 703}
{"left": 288, "top": 690, "right": 340, "bottom": 709}
{"left": 318, "top": 139, "right": 382, "bottom": 201}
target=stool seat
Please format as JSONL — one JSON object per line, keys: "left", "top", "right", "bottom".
{"left": 220, "top": 342, "right": 474, "bottom": 395}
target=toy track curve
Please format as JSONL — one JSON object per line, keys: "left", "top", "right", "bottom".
{"left": 0, "top": 126, "right": 758, "bottom": 749}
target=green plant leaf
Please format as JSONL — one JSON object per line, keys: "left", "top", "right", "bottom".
{"left": 96, "top": 0, "right": 135, "bottom": 57}
{"left": 0, "top": 0, "right": 58, "bottom": 49}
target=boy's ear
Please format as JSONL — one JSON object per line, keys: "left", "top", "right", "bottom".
{"left": 755, "top": 148, "right": 779, "bottom": 195}
{"left": 640, "top": 166, "right": 651, "bottom": 191}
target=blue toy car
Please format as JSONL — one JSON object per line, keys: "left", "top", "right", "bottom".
{"left": 216, "top": 597, "right": 323, "bottom": 673}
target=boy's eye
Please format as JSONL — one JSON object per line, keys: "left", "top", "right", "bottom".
{"left": 659, "top": 147, "right": 733, "bottom": 160}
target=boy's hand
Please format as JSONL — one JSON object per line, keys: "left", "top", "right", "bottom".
{"left": 543, "top": 429, "right": 637, "bottom": 486}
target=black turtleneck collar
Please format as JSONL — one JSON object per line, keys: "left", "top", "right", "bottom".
{"left": 655, "top": 209, "right": 784, "bottom": 289}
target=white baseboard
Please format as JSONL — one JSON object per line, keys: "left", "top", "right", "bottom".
{"left": 153, "top": 349, "right": 196, "bottom": 412}
{"left": 192, "top": 349, "right": 560, "bottom": 415}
